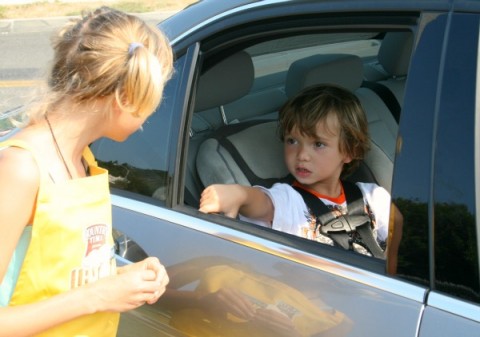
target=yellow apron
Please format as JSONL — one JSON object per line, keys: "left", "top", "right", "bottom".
{"left": 1, "top": 139, "right": 119, "bottom": 337}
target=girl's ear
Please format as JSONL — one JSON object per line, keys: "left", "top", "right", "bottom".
{"left": 110, "top": 97, "right": 123, "bottom": 117}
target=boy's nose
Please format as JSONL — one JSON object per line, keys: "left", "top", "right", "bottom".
{"left": 297, "top": 145, "right": 310, "bottom": 161}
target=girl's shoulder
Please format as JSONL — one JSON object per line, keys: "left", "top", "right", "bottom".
{"left": 0, "top": 139, "right": 42, "bottom": 187}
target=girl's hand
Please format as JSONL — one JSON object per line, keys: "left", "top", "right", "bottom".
{"left": 124, "top": 257, "right": 169, "bottom": 304}
{"left": 89, "top": 257, "right": 169, "bottom": 312}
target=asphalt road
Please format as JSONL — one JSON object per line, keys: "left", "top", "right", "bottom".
{"left": 0, "top": 12, "right": 174, "bottom": 114}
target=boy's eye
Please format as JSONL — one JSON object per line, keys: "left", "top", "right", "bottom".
{"left": 285, "top": 137, "right": 297, "bottom": 145}
{"left": 315, "top": 141, "right": 326, "bottom": 148}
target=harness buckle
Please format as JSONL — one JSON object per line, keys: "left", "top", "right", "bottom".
{"left": 320, "top": 214, "right": 370, "bottom": 236}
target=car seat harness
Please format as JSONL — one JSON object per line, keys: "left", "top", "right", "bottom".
{"left": 293, "top": 181, "right": 385, "bottom": 258}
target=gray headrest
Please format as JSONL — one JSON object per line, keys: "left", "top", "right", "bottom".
{"left": 195, "top": 51, "right": 254, "bottom": 112}
{"left": 285, "top": 53, "right": 363, "bottom": 98}
{"left": 378, "top": 32, "right": 413, "bottom": 77}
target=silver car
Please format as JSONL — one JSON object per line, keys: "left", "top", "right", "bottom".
{"left": 90, "top": 0, "right": 480, "bottom": 335}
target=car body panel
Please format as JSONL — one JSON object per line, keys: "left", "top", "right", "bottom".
{"left": 420, "top": 301, "right": 480, "bottom": 337}
{"left": 112, "top": 196, "right": 425, "bottom": 336}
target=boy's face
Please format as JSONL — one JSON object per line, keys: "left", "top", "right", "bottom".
{"left": 283, "top": 114, "right": 352, "bottom": 193}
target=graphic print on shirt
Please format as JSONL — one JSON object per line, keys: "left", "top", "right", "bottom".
{"left": 300, "top": 204, "right": 345, "bottom": 246}
{"left": 300, "top": 198, "right": 380, "bottom": 257}
{"left": 70, "top": 223, "right": 116, "bottom": 288}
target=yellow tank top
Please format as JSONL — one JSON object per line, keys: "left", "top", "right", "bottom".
{"left": 1, "top": 139, "right": 119, "bottom": 336}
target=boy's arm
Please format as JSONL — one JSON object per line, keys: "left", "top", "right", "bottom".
{"left": 199, "top": 184, "right": 274, "bottom": 223}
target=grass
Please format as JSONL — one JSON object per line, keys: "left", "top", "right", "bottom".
{"left": 0, "top": 0, "right": 198, "bottom": 19}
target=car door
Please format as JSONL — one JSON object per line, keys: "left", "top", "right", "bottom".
{"left": 90, "top": 2, "right": 466, "bottom": 336}
{"left": 401, "top": 10, "right": 480, "bottom": 336}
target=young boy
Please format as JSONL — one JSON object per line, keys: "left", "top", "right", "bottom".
{"left": 199, "top": 84, "right": 395, "bottom": 256}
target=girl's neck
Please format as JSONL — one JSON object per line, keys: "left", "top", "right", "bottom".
{"left": 42, "top": 101, "right": 108, "bottom": 161}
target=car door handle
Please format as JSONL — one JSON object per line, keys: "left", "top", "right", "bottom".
{"left": 113, "top": 229, "right": 148, "bottom": 263}
{"left": 115, "top": 254, "right": 134, "bottom": 266}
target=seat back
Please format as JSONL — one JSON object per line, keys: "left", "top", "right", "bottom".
{"left": 186, "top": 51, "right": 255, "bottom": 205}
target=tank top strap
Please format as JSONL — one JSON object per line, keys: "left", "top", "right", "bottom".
{"left": 82, "top": 145, "right": 98, "bottom": 167}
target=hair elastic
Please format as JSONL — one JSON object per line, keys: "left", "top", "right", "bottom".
{"left": 128, "top": 42, "right": 144, "bottom": 55}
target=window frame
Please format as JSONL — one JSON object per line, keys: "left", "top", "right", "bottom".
{"left": 174, "top": 16, "right": 421, "bottom": 274}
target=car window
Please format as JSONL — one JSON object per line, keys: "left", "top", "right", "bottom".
{"left": 248, "top": 33, "right": 379, "bottom": 76}
{"left": 189, "top": 29, "right": 408, "bottom": 266}
{"left": 90, "top": 56, "right": 184, "bottom": 202}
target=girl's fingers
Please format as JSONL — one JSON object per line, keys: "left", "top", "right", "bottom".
{"left": 142, "top": 257, "right": 169, "bottom": 284}
{"left": 141, "top": 268, "right": 158, "bottom": 281}
{"left": 145, "top": 289, "right": 164, "bottom": 305}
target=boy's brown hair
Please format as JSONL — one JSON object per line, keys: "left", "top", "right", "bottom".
{"left": 278, "top": 84, "right": 370, "bottom": 176}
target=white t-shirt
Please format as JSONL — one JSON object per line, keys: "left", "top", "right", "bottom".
{"left": 242, "top": 182, "right": 390, "bottom": 252}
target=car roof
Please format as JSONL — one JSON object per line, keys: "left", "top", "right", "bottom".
{"left": 159, "top": 0, "right": 261, "bottom": 42}
{"left": 159, "top": 0, "right": 480, "bottom": 46}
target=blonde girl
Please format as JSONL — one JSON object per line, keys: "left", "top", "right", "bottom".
{"left": 0, "top": 7, "right": 173, "bottom": 336}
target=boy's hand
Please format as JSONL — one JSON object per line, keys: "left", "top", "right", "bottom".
{"left": 199, "top": 184, "right": 243, "bottom": 218}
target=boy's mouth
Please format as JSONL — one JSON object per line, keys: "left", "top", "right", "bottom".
{"left": 295, "top": 166, "right": 311, "bottom": 178}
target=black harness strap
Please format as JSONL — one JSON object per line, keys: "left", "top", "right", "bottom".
{"left": 293, "top": 181, "right": 385, "bottom": 258}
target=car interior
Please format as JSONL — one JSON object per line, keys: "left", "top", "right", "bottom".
{"left": 186, "top": 31, "right": 413, "bottom": 212}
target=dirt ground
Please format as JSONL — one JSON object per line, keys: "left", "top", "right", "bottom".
{"left": 0, "top": 0, "right": 198, "bottom": 19}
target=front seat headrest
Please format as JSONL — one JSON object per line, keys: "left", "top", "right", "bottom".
{"left": 195, "top": 51, "right": 254, "bottom": 112}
